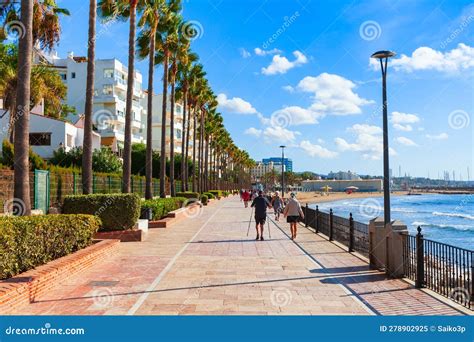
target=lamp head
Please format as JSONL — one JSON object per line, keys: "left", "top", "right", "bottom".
{"left": 371, "top": 50, "right": 396, "bottom": 59}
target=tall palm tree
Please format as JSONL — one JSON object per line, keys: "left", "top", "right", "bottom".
{"left": 13, "top": 0, "right": 34, "bottom": 215}
{"left": 99, "top": 0, "right": 141, "bottom": 193}
{"left": 137, "top": 0, "right": 165, "bottom": 199}
{"left": 82, "top": 0, "right": 97, "bottom": 194}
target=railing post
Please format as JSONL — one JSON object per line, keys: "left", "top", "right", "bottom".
{"left": 329, "top": 208, "right": 334, "bottom": 241}
{"left": 305, "top": 203, "right": 308, "bottom": 227}
{"left": 315, "top": 205, "right": 319, "bottom": 233}
{"left": 349, "top": 213, "right": 354, "bottom": 252}
{"left": 415, "top": 226, "right": 424, "bottom": 288}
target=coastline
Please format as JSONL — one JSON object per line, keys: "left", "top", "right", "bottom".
{"left": 295, "top": 191, "right": 409, "bottom": 205}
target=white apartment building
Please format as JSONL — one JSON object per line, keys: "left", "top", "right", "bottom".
{"left": 142, "top": 93, "right": 190, "bottom": 157}
{"left": 250, "top": 161, "right": 281, "bottom": 181}
{"left": 327, "top": 170, "right": 361, "bottom": 180}
{"left": 49, "top": 52, "right": 146, "bottom": 153}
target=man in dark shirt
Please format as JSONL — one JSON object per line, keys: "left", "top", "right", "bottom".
{"left": 251, "top": 190, "right": 272, "bottom": 241}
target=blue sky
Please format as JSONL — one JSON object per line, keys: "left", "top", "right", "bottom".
{"left": 55, "top": 0, "right": 473, "bottom": 177}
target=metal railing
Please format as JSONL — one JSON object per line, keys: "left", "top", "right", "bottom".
{"left": 403, "top": 227, "right": 473, "bottom": 310}
{"left": 302, "top": 205, "right": 369, "bottom": 258}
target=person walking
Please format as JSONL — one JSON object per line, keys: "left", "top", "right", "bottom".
{"left": 242, "top": 189, "right": 251, "bottom": 208}
{"left": 251, "top": 190, "right": 272, "bottom": 241}
{"left": 283, "top": 192, "right": 304, "bottom": 240}
{"left": 271, "top": 191, "right": 284, "bottom": 222}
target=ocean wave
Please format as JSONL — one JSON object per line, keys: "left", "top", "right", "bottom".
{"left": 432, "top": 211, "right": 474, "bottom": 220}
{"left": 411, "top": 221, "right": 473, "bottom": 231}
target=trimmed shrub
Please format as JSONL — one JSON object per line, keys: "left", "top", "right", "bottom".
{"left": 222, "top": 191, "right": 229, "bottom": 197}
{"left": 208, "top": 190, "right": 222, "bottom": 198}
{"left": 203, "top": 192, "right": 215, "bottom": 200}
{"left": 141, "top": 197, "right": 187, "bottom": 220}
{"left": 63, "top": 193, "right": 140, "bottom": 231}
{"left": 176, "top": 191, "right": 200, "bottom": 199}
{"left": 200, "top": 194, "right": 208, "bottom": 205}
{"left": 0, "top": 214, "right": 100, "bottom": 279}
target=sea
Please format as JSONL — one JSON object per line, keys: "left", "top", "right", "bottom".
{"left": 310, "top": 194, "right": 474, "bottom": 250}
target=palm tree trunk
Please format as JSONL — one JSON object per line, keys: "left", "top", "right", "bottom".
{"left": 197, "top": 113, "right": 202, "bottom": 193}
{"left": 159, "top": 50, "right": 169, "bottom": 198}
{"left": 192, "top": 109, "right": 197, "bottom": 192}
{"left": 13, "top": 0, "right": 34, "bottom": 216}
{"left": 122, "top": 0, "right": 138, "bottom": 193}
{"left": 204, "top": 135, "right": 209, "bottom": 192}
{"left": 145, "top": 25, "right": 156, "bottom": 200}
{"left": 180, "top": 88, "right": 187, "bottom": 191}
{"left": 169, "top": 76, "right": 176, "bottom": 197}
{"left": 184, "top": 101, "right": 191, "bottom": 191}
{"left": 199, "top": 111, "right": 204, "bottom": 192}
{"left": 82, "top": 0, "right": 96, "bottom": 195}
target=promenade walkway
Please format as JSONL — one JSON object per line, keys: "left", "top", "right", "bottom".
{"left": 13, "top": 196, "right": 466, "bottom": 315}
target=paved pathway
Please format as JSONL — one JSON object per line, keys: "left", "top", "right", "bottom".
{"left": 13, "top": 197, "right": 466, "bottom": 315}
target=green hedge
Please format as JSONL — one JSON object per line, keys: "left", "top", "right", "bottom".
{"left": 176, "top": 191, "right": 200, "bottom": 199}
{"left": 203, "top": 192, "right": 215, "bottom": 200}
{"left": 63, "top": 193, "right": 141, "bottom": 231}
{"left": 208, "top": 190, "right": 222, "bottom": 198}
{"left": 141, "top": 197, "right": 187, "bottom": 220}
{"left": 200, "top": 194, "right": 208, "bottom": 205}
{"left": 0, "top": 214, "right": 100, "bottom": 279}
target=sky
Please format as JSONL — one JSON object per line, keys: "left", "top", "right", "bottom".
{"left": 52, "top": 0, "right": 473, "bottom": 177}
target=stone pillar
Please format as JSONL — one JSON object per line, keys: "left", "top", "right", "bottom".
{"left": 369, "top": 217, "right": 408, "bottom": 278}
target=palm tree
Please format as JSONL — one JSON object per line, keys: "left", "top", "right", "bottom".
{"left": 81, "top": 0, "right": 96, "bottom": 194}
{"left": 99, "top": 0, "right": 141, "bottom": 193}
{"left": 137, "top": 0, "right": 165, "bottom": 199}
{"left": 13, "top": 0, "right": 33, "bottom": 215}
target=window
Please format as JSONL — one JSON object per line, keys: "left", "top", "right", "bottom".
{"left": 60, "top": 73, "right": 67, "bottom": 81}
{"left": 176, "top": 129, "right": 182, "bottom": 139}
{"left": 103, "top": 68, "right": 114, "bottom": 78}
{"left": 71, "top": 72, "right": 76, "bottom": 79}
{"left": 29, "top": 133, "right": 51, "bottom": 146}
{"left": 66, "top": 134, "right": 73, "bottom": 147}
{"left": 117, "top": 110, "right": 124, "bottom": 117}
{"left": 102, "top": 84, "right": 113, "bottom": 95}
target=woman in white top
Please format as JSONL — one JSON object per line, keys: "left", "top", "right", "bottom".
{"left": 283, "top": 193, "right": 304, "bottom": 240}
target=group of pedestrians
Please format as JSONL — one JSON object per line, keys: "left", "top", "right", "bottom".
{"left": 241, "top": 189, "right": 304, "bottom": 241}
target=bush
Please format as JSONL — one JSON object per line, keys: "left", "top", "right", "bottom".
{"left": 208, "top": 190, "right": 222, "bottom": 198}
{"left": 176, "top": 191, "right": 200, "bottom": 199}
{"left": 203, "top": 192, "right": 215, "bottom": 200}
{"left": 222, "top": 191, "right": 229, "bottom": 197}
{"left": 1, "top": 139, "right": 47, "bottom": 170}
{"left": 200, "top": 194, "right": 208, "bottom": 205}
{"left": 63, "top": 193, "right": 140, "bottom": 231}
{"left": 50, "top": 146, "right": 122, "bottom": 173}
{"left": 0, "top": 214, "right": 100, "bottom": 279}
{"left": 141, "top": 197, "right": 187, "bottom": 220}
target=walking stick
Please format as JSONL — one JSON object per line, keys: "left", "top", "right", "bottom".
{"left": 246, "top": 206, "right": 254, "bottom": 237}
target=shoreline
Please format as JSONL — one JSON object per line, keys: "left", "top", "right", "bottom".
{"left": 295, "top": 191, "right": 409, "bottom": 205}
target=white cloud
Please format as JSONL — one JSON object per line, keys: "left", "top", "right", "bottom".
{"left": 391, "top": 111, "right": 420, "bottom": 131}
{"left": 282, "top": 85, "right": 294, "bottom": 93}
{"left": 239, "top": 48, "right": 251, "bottom": 58}
{"left": 261, "top": 50, "right": 308, "bottom": 75}
{"left": 335, "top": 124, "right": 396, "bottom": 160}
{"left": 370, "top": 43, "right": 474, "bottom": 74}
{"left": 299, "top": 140, "right": 338, "bottom": 158}
{"left": 254, "top": 47, "right": 282, "bottom": 56}
{"left": 244, "top": 127, "right": 262, "bottom": 137}
{"left": 426, "top": 132, "right": 449, "bottom": 140}
{"left": 317, "top": 138, "right": 325, "bottom": 144}
{"left": 270, "top": 106, "right": 324, "bottom": 126}
{"left": 297, "top": 73, "right": 374, "bottom": 115}
{"left": 217, "top": 93, "right": 258, "bottom": 114}
{"left": 263, "top": 126, "right": 299, "bottom": 143}
{"left": 396, "top": 136, "right": 418, "bottom": 146}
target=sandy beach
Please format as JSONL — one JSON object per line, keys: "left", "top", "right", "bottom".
{"left": 294, "top": 191, "right": 409, "bottom": 205}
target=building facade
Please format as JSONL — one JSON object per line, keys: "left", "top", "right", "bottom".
{"left": 50, "top": 52, "right": 146, "bottom": 153}
{"left": 327, "top": 170, "right": 361, "bottom": 180}
{"left": 262, "top": 157, "right": 293, "bottom": 172}
{"left": 301, "top": 179, "right": 383, "bottom": 192}
{"left": 250, "top": 161, "right": 281, "bottom": 181}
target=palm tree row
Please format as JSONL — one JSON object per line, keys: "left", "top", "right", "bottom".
{"left": 6, "top": 0, "right": 254, "bottom": 215}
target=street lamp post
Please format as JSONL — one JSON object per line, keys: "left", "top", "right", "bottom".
{"left": 279, "top": 145, "right": 286, "bottom": 197}
{"left": 371, "top": 50, "right": 396, "bottom": 226}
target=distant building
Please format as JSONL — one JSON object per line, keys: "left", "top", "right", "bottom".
{"left": 48, "top": 51, "right": 146, "bottom": 154}
{"left": 302, "top": 179, "right": 383, "bottom": 192}
{"left": 262, "top": 157, "right": 292, "bottom": 172}
{"left": 327, "top": 170, "right": 361, "bottom": 180}
{"left": 250, "top": 161, "right": 280, "bottom": 181}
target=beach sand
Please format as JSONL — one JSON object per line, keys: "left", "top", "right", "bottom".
{"left": 293, "top": 191, "right": 409, "bottom": 205}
